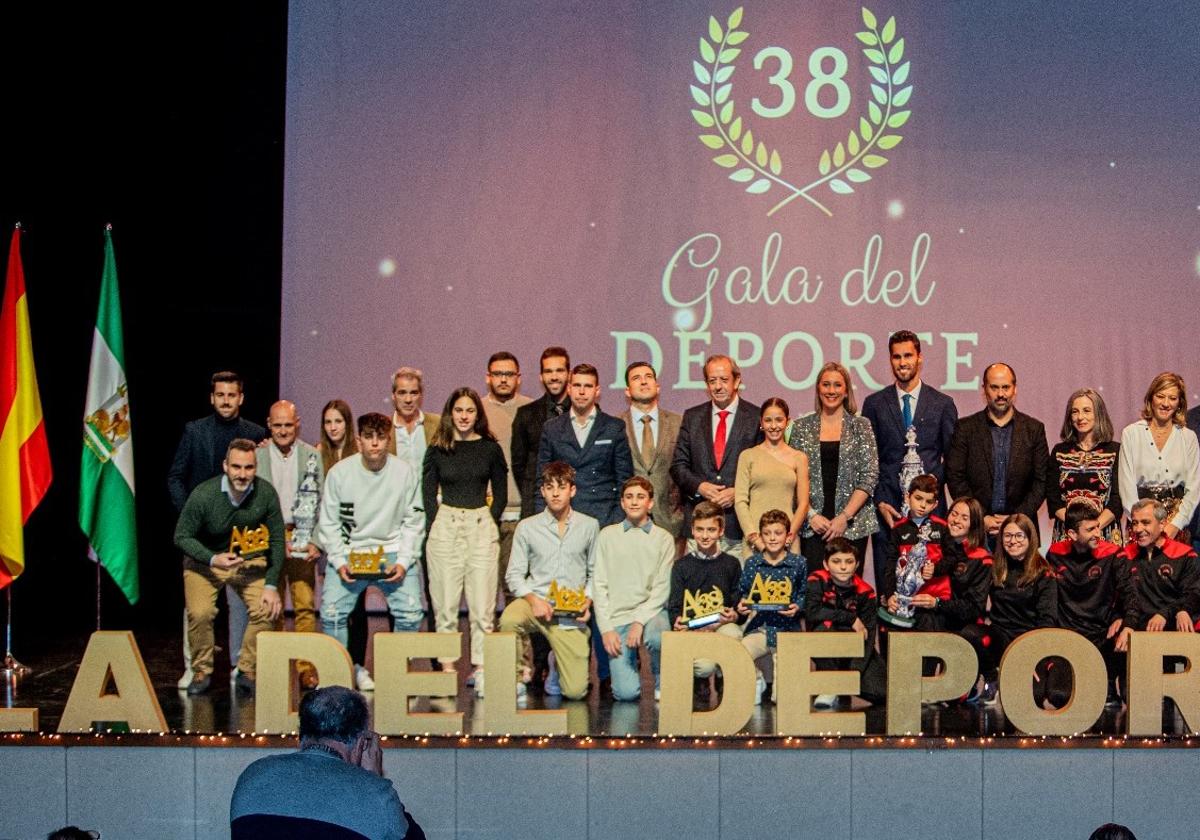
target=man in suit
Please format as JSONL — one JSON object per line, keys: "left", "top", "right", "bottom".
{"left": 861, "top": 330, "right": 958, "bottom": 588}
{"left": 256, "top": 400, "right": 324, "bottom": 689}
{"left": 670, "top": 354, "right": 762, "bottom": 557}
{"left": 168, "top": 371, "right": 267, "bottom": 688}
{"left": 946, "top": 362, "right": 1050, "bottom": 538}
{"left": 511, "top": 347, "right": 571, "bottom": 517}
{"left": 619, "top": 361, "right": 684, "bottom": 551}
{"left": 535, "top": 363, "right": 634, "bottom": 526}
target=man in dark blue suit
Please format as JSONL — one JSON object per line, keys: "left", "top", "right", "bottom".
{"left": 535, "top": 363, "right": 633, "bottom": 526}
{"left": 670, "top": 354, "right": 762, "bottom": 557}
{"left": 861, "top": 331, "right": 958, "bottom": 588}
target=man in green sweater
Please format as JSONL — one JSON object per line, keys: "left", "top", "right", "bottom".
{"left": 175, "top": 438, "right": 284, "bottom": 696}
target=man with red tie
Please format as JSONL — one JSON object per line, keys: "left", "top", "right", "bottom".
{"left": 671, "top": 355, "right": 763, "bottom": 557}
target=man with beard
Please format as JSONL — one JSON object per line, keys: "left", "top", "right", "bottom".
{"left": 946, "top": 363, "right": 1050, "bottom": 539}
{"left": 511, "top": 347, "right": 571, "bottom": 517}
{"left": 862, "top": 330, "right": 958, "bottom": 589}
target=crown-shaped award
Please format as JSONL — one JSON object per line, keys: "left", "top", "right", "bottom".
{"left": 683, "top": 585, "right": 726, "bottom": 628}
{"left": 745, "top": 572, "right": 792, "bottom": 611}
{"left": 347, "top": 546, "right": 387, "bottom": 579}
{"left": 229, "top": 524, "right": 270, "bottom": 560}
{"left": 548, "top": 579, "right": 588, "bottom": 617}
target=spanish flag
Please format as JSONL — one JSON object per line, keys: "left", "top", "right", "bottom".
{"left": 0, "top": 225, "right": 53, "bottom": 588}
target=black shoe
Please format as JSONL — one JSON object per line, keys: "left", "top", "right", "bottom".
{"left": 186, "top": 674, "right": 212, "bottom": 696}
{"left": 235, "top": 672, "right": 256, "bottom": 697}
{"left": 598, "top": 677, "right": 613, "bottom": 700}
{"left": 694, "top": 676, "right": 711, "bottom": 700}
{"left": 1105, "top": 682, "right": 1123, "bottom": 707}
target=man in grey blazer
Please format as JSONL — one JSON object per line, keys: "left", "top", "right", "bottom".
{"left": 619, "top": 361, "right": 684, "bottom": 550}
{"left": 671, "top": 355, "right": 762, "bottom": 556}
{"left": 257, "top": 400, "right": 324, "bottom": 687}
{"left": 861, "top": 331, "right": 958, "bottom": 588}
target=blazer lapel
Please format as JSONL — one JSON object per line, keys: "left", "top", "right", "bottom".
{"left": 701, "top": 407, "right": 716, "bottom": 470}
{"left": 653, "top": 412, "right": 680, "bottom": 471}
{"left": 579, "top": 411, "right": 605, "bottom": 453}
{"left": 884, "top": 388, "right": 905, "bottom": 434}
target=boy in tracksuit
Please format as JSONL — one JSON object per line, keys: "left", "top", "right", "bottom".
{"left": 1045, "top": 501, "right": 1138, "bottom": 705}
{"left": 806, "top": 537, "right": 885, "bottom": 705}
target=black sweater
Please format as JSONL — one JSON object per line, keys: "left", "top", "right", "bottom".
{"left": 667, "top": 551, "right": 742, "bottom": 626}
{"left": 1047, "top": 539, "right": 1138, "bottom": 640}
{"left": 422, "top": 438, "right": 508, "bottom": 528}
{"left": 988, "top": 557, "right": 1058, "bottom": 636}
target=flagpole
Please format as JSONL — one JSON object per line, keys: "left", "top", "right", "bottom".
{"left": 1, "top": 586, "right": 31, "bottom": 678}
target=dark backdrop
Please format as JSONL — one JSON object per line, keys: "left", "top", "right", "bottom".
{"left": 0, "top": 4, "right": 287, "bottom": 648}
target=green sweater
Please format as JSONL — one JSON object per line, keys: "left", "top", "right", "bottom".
{"left": 174, "top": 476, "right": 285, "bottom": 587}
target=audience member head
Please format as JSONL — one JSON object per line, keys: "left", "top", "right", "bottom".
{"left": 299, "top": 685, "right": 371, "bottom": 750}
{"left": 814, "top": 362, "right": 856, "bottom": 415}
{"left": 1088, "top": 825, "right": 1138, "bottom": 840}
{"left": 1059, "top": 388, "right": 1114, "bottom": 444}
{"left": 47, "top": 828, "right": 99, "bottom": 840}
{"left": 1140, "top": 371, "right": 1187, "bottom": 427}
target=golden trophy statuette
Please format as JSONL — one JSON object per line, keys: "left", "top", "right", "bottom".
{"left": 229, "top": 524, "right": 270, "bottom": 564}
{"left": 745, "top": 572, "right": 792, "bottom": 612}
{"left": 548, "top": 580, "right": 588, "bottom": 617}
{"left": 347, "top": 546, "right": 388, "bottom": 580}
{"left": 683, "top": 585, "right": 726, "bottom": 629}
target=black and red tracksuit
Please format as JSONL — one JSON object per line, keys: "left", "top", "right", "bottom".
{"left": 1124, "top": 537, "right": 1200, "bottom": 628}
{"left": 961, "top": 558, "right": 1058, "bottom": 677}
{"left": 881, "top": 514, "right": 964, "bottom": 602}
{"left": 1046, "top": 538, "right": 1137, "bottom": 691}
{"left": 805, "top": 569, "right": 885, "bottom": 702}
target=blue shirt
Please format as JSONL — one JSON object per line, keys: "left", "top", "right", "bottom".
{"left": 738, "top": 551, "right": 806, "bottom": 646}
{"left": 988, "top": 418, "right": 1013, "bottom": 513}
{"left": 505, "top": 508, "right": 599, "bottom": 599}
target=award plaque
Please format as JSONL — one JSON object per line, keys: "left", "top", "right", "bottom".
{"left": 229, "top": 524, "right": 270, "bottom": 562}
{"left": 290, "top": 452, "right": 321, "bottom": 558}
{"left": 744, "top": 571, "right": 792, "bottom": 612}
{"left": 346, "top": 546, "right": 388, "bottom": 580}
{"left": 548, "top": 579, "right": 588, "bottom": 617}
{"left": 879, "top": 539, "right": 927, "bottom": 628}
{"left": 683, "top": 585, "right": 726, "bottom": 629}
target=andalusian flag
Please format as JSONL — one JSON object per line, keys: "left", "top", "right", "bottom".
{"left": 79, "top": 227, "right": 138, "bottom": 604}
{"left": 0, "top": 224, "right": 53, "bottom": 588}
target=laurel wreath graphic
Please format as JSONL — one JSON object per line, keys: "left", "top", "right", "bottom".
{"left": 691, "top": 6, "right": 912, "bottom": 217}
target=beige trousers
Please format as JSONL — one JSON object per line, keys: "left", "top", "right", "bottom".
{"left": 182, "top": 558, "right": 276, "bottom": 678}
{"left": 425, "top": 505, "right": 499, "bottom": 667}
{"left": 499, "top": 598, "right": 591, "bottom": 700}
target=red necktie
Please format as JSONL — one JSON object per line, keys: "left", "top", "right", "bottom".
{"left": 713, "top": 410, "right": 730, "bottom": 469}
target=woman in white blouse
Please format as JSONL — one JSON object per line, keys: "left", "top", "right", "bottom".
{"left": 1118, "top": 372, "right": 1200, "bottom": 540}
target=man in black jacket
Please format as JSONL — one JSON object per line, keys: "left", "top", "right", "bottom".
{"left": 510, "top": 346, "right": 570, "bottom": 518}
{"left": 945, "top": 362, "right": 1050, "bottom": 540}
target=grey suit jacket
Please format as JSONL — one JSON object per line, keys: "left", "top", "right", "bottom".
{"left": 255, "top": 439, "right": 324, "bottom": 518}
{"left": 621, "top": 407, "right": 684, "bottom": 537}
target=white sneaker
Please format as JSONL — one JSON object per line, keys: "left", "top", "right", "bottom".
{"left": 229, "top": 667, "right": 240, "bottom": 684}
{"left": 177, "top": 667, "right": 194, "bottom": 690}
{"left": 473, "top": 668, "right": 485, "bottom": 698}
{"left": 516, "top": 681, "right": 528, "bottom": 706}
{"left": 355, "top": 665, "right": 375, "bottom": 691}
{"left": 544, "top": 653, "right": 561, "bottom": 697}
{"left": 754, "top": 673, "right": 766, "bottom": 706}
{"left": 814, "top": 694, "right": 838, "bottom": 708}
{"left": 654, "top": 687, "right": 661, "bottom": 701}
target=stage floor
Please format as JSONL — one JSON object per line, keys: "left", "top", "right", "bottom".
{"left": 3, "top": 614, "right": 1190, "bottom": 738}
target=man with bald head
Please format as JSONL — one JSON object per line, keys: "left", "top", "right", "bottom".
{"left": 257, "top": 400, "right": 324, "bottom": 686}
{"left": 946, "top": 362, "right": 1050, "bottom": 538}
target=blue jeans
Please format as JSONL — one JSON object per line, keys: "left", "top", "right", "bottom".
{"left": 321, "top": 562, "right": 426, "bottom": 648}
{"left": 606, "top": 611, "right": 669, "bottom": 701}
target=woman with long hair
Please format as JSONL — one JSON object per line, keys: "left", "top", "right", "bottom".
{"left": 1118, "top": 372, "right": 1200, "bottom": 541}
{"left": 787, "top": 362, "right": 879, "bottom": 570}
{"left": 318, "top": 399, "right": 358, "bottom": 473}
{"left": 961, "top": 513, "right": 1057, "bottom": 705}
{"left": 735, "top": 396, "right": 809, "bottom": 556}
{"left": 1048, "top": 388, "right": 1121, "bottom": 544}
{"left": 422, "top": 387, "right": 508, "bottom": 697}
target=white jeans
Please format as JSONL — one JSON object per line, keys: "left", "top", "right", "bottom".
{"left": 425, "top": 505, "right": 500, "bottom": 666}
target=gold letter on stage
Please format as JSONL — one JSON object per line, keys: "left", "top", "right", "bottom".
{"left": 658, "top": 631, "right": 755, "bottom": 735}
{"left": 58, "top": 631, "right": 167, "bottom": 733}
{"left": 0, "top": 708, "right": 38, "bottom": 732}
{"left": 1127, "top": 632, "right": 1200, "bottom": 735}
{"left": 482, "top": 633, "right": 567, "bottom": 734}
{"left": 256, "top": 631, "right": 353, "bottom": 733}
{"left": 776, "top": 633, "right": 865, "bottom": 736}
{"left": 886, "top": 632, "right": 977, "bottom": 735}
{"left": 999, "top": 629, "right": 1105, "bottom": 735}
{"left": 374, "top": 633, "right": 464, "bottom": 735}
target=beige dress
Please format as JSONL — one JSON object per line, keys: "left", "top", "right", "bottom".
{"left": 734, "top": 446, "right": 800, "bottom": 551}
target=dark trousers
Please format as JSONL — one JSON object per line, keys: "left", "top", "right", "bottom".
{"left": 810, "top": 623, "right": 886, "bottom": 702}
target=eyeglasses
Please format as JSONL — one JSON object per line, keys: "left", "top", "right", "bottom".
{"left": 488, "top": 371, "right": 518, "bottom": 379}
{"left": 1002, "top": 533, "right": 1027, "bottom": 543}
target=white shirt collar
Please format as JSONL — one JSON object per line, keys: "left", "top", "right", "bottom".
{"left": 711, "top": 396, "right": 740, "bottom": 419}
{"left": 896, "top": 380, "right": 922, "bottom": 406}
